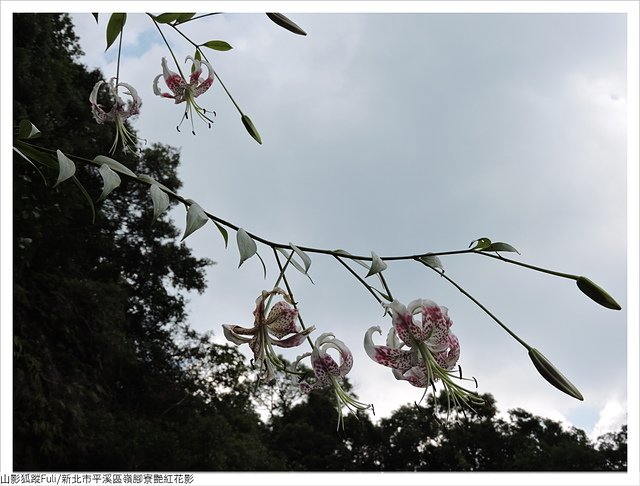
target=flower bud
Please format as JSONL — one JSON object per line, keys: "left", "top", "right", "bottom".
{"left": 241, "top": 115, "right": 262, "bottom": 145}
{"left": 576, "top": 276, "right": 621, "bottom": 310}
{"left": 528, "top": 348, "right": 583, "bottom": 401}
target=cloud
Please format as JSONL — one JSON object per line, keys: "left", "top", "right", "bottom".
{"left": 590, "top": 398, "right": 627, "bottom": 440}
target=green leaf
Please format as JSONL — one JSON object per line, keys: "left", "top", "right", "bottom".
{"left": 71, "top": 176, "right": 96, "bottom": 224}
{"left": 153, "top": 13, "right": 182, "bottom": 24}
{"left": 290, "top": 243, "right": 312, "bottom": 274}
{"left": 13, "top": 146, "right": 48, "bottom": 185}
{"left": 18, "top": 120, "right": 41, "bottom": 139}
{"left": 482, "top": 242, "right": 520, "bottom": 254}
{"left": 241, "top": 115, "right": 262, "bottom": 144}
{"left": 14, "top": 141, "right": 57, "bottom": 169}
{"left": 419, "top": 253, "right": 444, "bottom": 271}
{"left": 214, "top": 221, "right": 229, "bottom": 248}
{"left": 149, "top": 184, "right": 170, "bottom": 223}
{"left": 528, "top": 348, "right": 583, "bottom": 401}
{"left": 276, "top": 248, "right": 315, "bottom": 283}
{"left": 266, "top": 13, "right": 307, "bottom": 36}
{"left": 237, "top": 228, "right": 257, "bottom": 267}
{"left": 366, "top": 251, "right": 387, "bottom": 278}
{"left": 92, "top": 13, "right": 99, "bottom": 23}
{"left": 256, "top": 252, "right": 268, "bottom": 280}
{"left": 54, "top": 150, "right": 76, "bottom": 187}
{"left": 576, "top": 276, "right": 622, "bottom": 310}
{"left": 93, "top": 155, "right": 137, "bottom": 178}
{"left": 175, "top": 13, "right": 196, "bottom": 23}
{"left": 97, "top": 164, "right": 121, "bottom": 202}
{"left": 182, "top": 201, "right": 208, "bottom": 241}
{"left": 469, "top": 237, "right": 492, "bottom": 251}
{"left": 202, "top": 40, "right": 233, "bottom": 51}
{"left": 137, "top": 174, "right": 176, "bottom": 196}
{"left": 106, "top": 13, "right": 127, "bottom": 51}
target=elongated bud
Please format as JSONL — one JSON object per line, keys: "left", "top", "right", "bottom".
{"left": 576, "top": 276, "right": 621, "bottom": 310}
{"left": 266, "top": 13, "right": 307, "bottom": 36}
{"left": 528, "top": 348, "right": 583, "bottom": 401}
{"left": 241, "top": 114, "right": 262, "bottom": 145}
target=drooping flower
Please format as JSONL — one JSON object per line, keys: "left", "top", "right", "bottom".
{"left": 292, "top": 333, "right": 373, "bottom": 429}
{"left": 365, "top": 299, "right": 482, "bottom": 414}
{"left": 153, "top": 56, "right": 215, "bottom": 134}
{"left": 223, "top": 288, "right": 314, "bottom": 382}
{"left": 90, "top": 78, "right": 141, "bottom": 154}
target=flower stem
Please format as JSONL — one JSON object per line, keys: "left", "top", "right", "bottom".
{"left": 333, "top": 255, "right": 384, "bottom": 305}
{"left": 476, "top": 251, "right": 578, "bottom": 280}
{"left": 149, "top": 14, "right": 185, "bottom": 79}
{"left": 417, "top": 258, "right": 531, "bottom": 351}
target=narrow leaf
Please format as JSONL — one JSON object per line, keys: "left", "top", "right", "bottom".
{"left": 13, "top": 146, "right": 48, "bottom": 185}
{"left": 14, "top": 141, "right": 57, "bottom": 169}
{"left": 92, "top": 13, "right": 99, "bottom": 23}
{"left": 150, "top": 184, "right": 170, "bottom": 223}
{"left": 175, "top": 13, "right": 196, "bottom": 23}
{"left": 71, "top": 176, "right": 96, "bottom": 223}
{"left": 18, "top": 119, "right": 41, "bottom": 139}
{"left": 576, "top": 276, "right": 622, "bottom": 310}
{"left": 54, "top": 150, "right": 76, "bottom": 187}
{"left": 482, "top": 242, "right": 520, "bottom": 254}
{"left": 182, "top": 201, "right": 208, "bottom": 241}
{"left": 94, "top": 155, "right": 137, "bottom": 177}
{"left": 366, "top": 251, "right": 387, "bottom": 278}
{"left": 106, "top": 13, "right": 127, "bottom": 51}
{"left": 97, "top": 164, "right": 121, "bottom": 202}
{"left": 277, "top": 248, "right": 315, "bottom": 284}
{"left": 470, "top": 237, "right": 492, "bottom": 250}
{"left": 137, "top": 174, "right": 176, "bottom": 196}
{"left": 528, "top": 348, "right": 584, "bottom": 401}
{"left": 237, "top": 228, "right": 257, "bottom": 267}
{"left": 241, "top": 115, "right": 262, "bottom": 144}
{"left": 266, "top": 13, "right": 307, "bottom": 36}
{"left": 152, "top": 13, "right": 182, "bottom": 24}
{"left": 290, "top": 243, "right": 312, "bottom": 273}
{"left": 420, "top": 254, "right": 444, "bottom": 271}
{"left": 334, "top": 249, "right": 370, "bottom": 270}
{"left": 202, "top": 40, "right": 233, "bottom": 51}
{"left": 214, "top": 221, "right": 229, "bottom": 248}
{"left": 256, "top": 252, "right": 268, "bottom": 279}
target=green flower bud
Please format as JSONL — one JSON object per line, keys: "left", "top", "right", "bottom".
{"left": 528, "top": 348, "right": 583, "bottom": 401}
{"left": 241, "top": 114, "right": 262, "bottom": 145}
{"left": 576, "top": 276, "right": 621, "bottom": 310}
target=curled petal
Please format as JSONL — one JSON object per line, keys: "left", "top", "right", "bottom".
{"left": 311, "top": 333, "right": 354, "bottom": 381}
{"left": 422, "top": 302, "right": 452, "bottom": 351}
{"left": 364, "top": 326, "right": 415, "bottom": 371}
{"left": 270, "top": 325, "right": 315, "bottom": 348}
{"left": 265, "top": 301, "right": 299, "bottom": 338}
{"left": 434, "top": 333, "right": 460, "bottom": 370}
{"left": 222, "top": 324, "right": 255, "bottom": 345}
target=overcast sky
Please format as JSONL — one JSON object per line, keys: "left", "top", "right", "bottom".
{"left": 2, "top": 3, "right": 638, "bottom": 478}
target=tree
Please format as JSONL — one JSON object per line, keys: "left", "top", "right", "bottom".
{"left": 13, "top": 13, "right": 272, "bottom": 471}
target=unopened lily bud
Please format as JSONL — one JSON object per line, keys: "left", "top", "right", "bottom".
{"left": 528, "top": 348, "right": 583, "bottom": 401}
{"left": 576, "top": 276, "right": 621, "bottom": 310}
{"left": 241, "top": 114, "right": 262, "bottom": 144}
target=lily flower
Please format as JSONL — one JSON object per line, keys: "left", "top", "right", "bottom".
{"left": 89, "top": 78, "right": 141, "bottom": 154}
{"left": 223, "top": 288, "right": 314, "bottom": 382}
{"left": 293, "top": 333, "right": 373, "bottom": 429}
{"left": 365, "top": 299, "right": 482, "bottom": 415}
{"left": 153, "top": 56, "right": 215, "bottom": 134}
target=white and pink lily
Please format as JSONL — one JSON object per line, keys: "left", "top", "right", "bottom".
{"left": 89, "top": 78, "right": 141, "bottom": 154}
{"left": 153, "top": 56, "right": 215, "bottom": 134}
{"left": 293, "top": 333, "right": 373, "bottom": 429}
{"left": 365, "top": 299, "right": 482, "bottom": 413}
{"left": 223, "top": 288, "right": 314, "bottom": 382}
